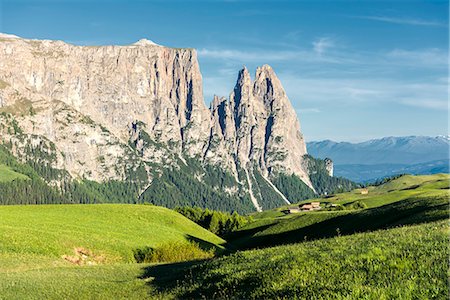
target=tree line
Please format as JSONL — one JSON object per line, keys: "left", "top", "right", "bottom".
{"left": 175, "top": 206, "right": 252, "bottom": 236}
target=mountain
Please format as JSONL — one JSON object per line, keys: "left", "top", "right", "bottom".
{"left": 335, "top": 160, "right": 449, "bottom": 183}
{"left": 307, "top": 136, "right": 449, "bottom": 182}
{"left": 308, "top": 136, "right": 449, "bottom": 165}
{"left": 0, "top": 34, "right": 353, "bottom": 212}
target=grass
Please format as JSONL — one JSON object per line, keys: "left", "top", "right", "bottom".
{"left": 2, "top": 220, "right": 447, "bottom": 299}
{"left": 0, "top": 204, "right": 226, "bottom": 299}
{"left": 0, "top": 174, "right": 448, "bottom": 299}
{"left": 144, "top": 220, "right": 449, "bottom": 299}
{"left": 1, "top": 258, "right": 149, "bottom": 300}
{"left": 0, "top": 204, "right": 225, "bottom": 263}
{"left": 0, "top": 164, "right": 29, "bottom": 182}
{"left": 226, "top": 174, "right": 449, "bottom": 249}
{"left": 320, "top": 173, "right": 449, "bottom": 208}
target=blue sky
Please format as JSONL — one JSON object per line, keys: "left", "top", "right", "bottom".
{"left": 1, "top": 0, "right": 448, "bottom": 141}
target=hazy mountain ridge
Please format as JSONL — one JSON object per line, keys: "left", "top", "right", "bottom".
{"left": 308, "top": 136, "right": 449, "bottom": 165}
{"left": 336, "top": 160, "right": 449, "bottom": 182}
{"left": 308, "top": 136, "right": 449, "bottom": 182}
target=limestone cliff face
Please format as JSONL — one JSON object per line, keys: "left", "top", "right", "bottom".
{"left": 205, "top": 66, "right": 312, "bottom": 189}
{"left": 324, "top": 158, "right": 334, "bottom": 177}
{"left": 0, "top": 34, "right": 313, "bottom": 210}
{"left": 0, "top": 35, "right": 210, "bottom": 156}
{"left": 0, "top": 34, "right": 211, "bottom": 181}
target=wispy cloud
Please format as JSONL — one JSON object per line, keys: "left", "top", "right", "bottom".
{"left": 356, "top": 15, "right": 446, "bottom": 27}
{"left": 312, "top": 37, "right": 334, "bottom": 55}
{"left": 198, "top": 46, "right": 350, "bottom": 64}
{"left": 278, "top": 73, "right": 447, "bottom": 111}
{"left": 297, "top": 108, "right": 321, "bottom": 114}
{"left": 197, "top": 48, "right": 297, "bottom": 61}
{"left": 400, "top": 98, "right": 448, "bottom": 110}
{"left": 198, "top": 45, "right": 447, "bottom": 71}
{"left": 386, "top": 48, "right": 448, "bottom": 67}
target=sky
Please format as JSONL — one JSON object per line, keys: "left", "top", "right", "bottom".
{"left": 0, "top": 0, "right": 448, "bottom": 142}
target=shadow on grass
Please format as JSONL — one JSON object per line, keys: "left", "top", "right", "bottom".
{"left": 138, "top": 195, "right": 448, "bottom": 298}
{"left": 139, "top": 259, "right": 205, "bottom": 294}
{"left": 220, "top": 223, "right": 275, "bottom": 250}
{"left": 231, "top": 196, "right": 449, "bottom": 250}
{"left": 185, "top": 234, "right": 222, "bottom": 251}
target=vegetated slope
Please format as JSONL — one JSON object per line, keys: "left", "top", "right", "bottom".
{"left": 0, "top": 144, "right": 256, "bottom": 212}
{"left": 0, "top": 163, "right": 28, "bottom": 182}
{"left": 0, "top": 204, "right": 226, "bottom": 299}
{"left": 143, "top": 220, "right": 449, "bottom": 299}
{"left": 316, "top": 173, "right": 449, "bottom": 209}
{"left": 0, "top": 142, "right": 354, "bottom": 213}
{"left": 1, "top": 175, "right": 446, "bottom": 299}
{"left": 227, "top": 174, "right": 449, "bottom": 249}
{"left": 0, "top": 204, "right": 225, "bottom": 263}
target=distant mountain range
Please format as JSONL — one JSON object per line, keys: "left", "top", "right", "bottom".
{"left": 307, "top": 136, "right": 449, "bottom": 182}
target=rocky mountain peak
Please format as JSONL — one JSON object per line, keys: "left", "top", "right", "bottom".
{"left": 207, "top": 65, "right": 313, "bottom": 192}
{"left": 0, "top": 33, "right": 20, "bottom": 39}
{"left": 254, "top": 64, "right": 285, "bottom": 100}
{"left": 0, "top": 35, "right": 320, "bottom": 212}
{"left": 132, "top": 38, "right": 160, "bottom": 47}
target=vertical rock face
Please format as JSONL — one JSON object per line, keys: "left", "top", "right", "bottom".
{"left": 206, "top": 65, "right": 312, "bottom": 189}
{"left": 0, "top": 36, "right": 210, "bottom": 156}
{"left": 324, "top": 158, "right": 334, "bottom": 177}
{"left": 0, "top": 34, "right": 315, "bottom": 211}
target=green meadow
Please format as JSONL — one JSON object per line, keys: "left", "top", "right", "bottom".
{"left": 151, "top": 220, "right": 448, "bottom": 299}
{"left": 0, "top": 174, "right": 448, "bottom": 299}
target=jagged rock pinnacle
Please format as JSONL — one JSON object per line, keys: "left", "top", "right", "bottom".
{"left": 0, "top": 35, "right": 314, "bottom": 210}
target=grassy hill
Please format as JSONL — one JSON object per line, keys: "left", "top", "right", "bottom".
{"left": 0, "top": 174, "right": 448, "bottom": 299}
{"left": 226, "top": 173, "right": 449, "bottom": 249}
{"left": 0, "top": 204, "right": 226, "bottom": 299}
{"left": 301, "top": 173, "right": 449, "bottom": 208}
{"left": 0, "top": 204, "right": 225, "bottom": 263}
{"left": 145, "top": 220, "right": 448, "bottom": 299}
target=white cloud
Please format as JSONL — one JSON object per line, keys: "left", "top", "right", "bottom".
{"left": 197, "top": 46, "right": 349, "bottom": 64}
{"left": 198, "top": 40, "right": 447, "bottom": 71}
{"left": 386, "top": 48, "right": 448, "bottom": 67}
{"left": 296, "top": 108, "right": 321, "bottom": 114}
{"left": 356, "top": 16, "right": 446, "bottom": 27}
{"left": 400, "top": 98, "right": 448, "bottom": 110}
{"left": 197, "top": 48, "right": 298, "bottom": 62}
{"left": 312, "top": 37, "right": 334, "bottom": 55}
{"left": 278, "top": 73, "right": 447, "bottom": 111}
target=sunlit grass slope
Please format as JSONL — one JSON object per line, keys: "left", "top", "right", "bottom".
{"left": 0, "top": 204, "right": 225, "bottom": 263}
{"left": 148, "top": 220, "right": 449, "bottom": 299}
{"left": 0, "top": 174, "right": 448, "bottom": 299}
{"left": 319, "top": 173, "right": 449, "bottom": 208}
{"left": 228, "top": 174, "right": 449, "bottom": 249}
{"left": 0, "top": 204, "right": 226, "bottom": 299}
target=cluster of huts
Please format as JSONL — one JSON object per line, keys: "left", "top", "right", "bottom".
{"left": 281, "top": 188, "right": 370, "bottom": 215}
{"left": 283, "top": 201, "right": 321, "bottom": 214}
